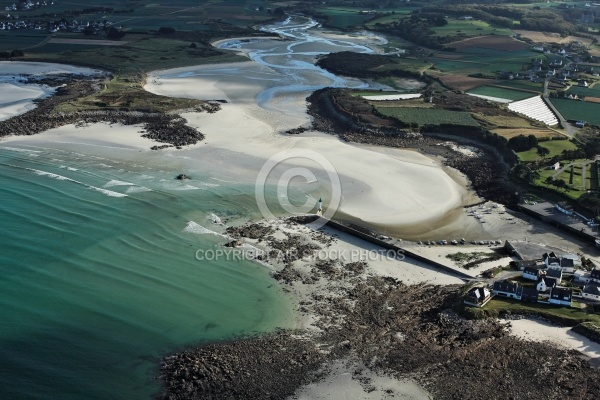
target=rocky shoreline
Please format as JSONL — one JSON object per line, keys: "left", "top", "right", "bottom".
{"left": 0, "top": 75, "right": 219, "bottom": 147}
{"left": 158, "top": 217, "right": 600, "bottom": 400}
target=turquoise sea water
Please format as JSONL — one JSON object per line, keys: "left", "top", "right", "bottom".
{"left": 0, "top": 145, "right": 292, "bottom": 399}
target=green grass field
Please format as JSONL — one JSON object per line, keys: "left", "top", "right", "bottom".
{"left": 430, "top": 59, "right": 489, "bottom": 72}
{"left": 566, "top": 85, "right": 600, "bottom": 98}
{"left": 467, "top": 86, "right": 536, "bottom": 101}
{"left": 517, "top": 139, "right": 578, "bottom": 162}
{"left": 483, "top": 297, "right": 600, "bottom": 325}
{"left": 0, "top": 32, "right": 48, "bottom": 51}
{"left": 429, "top": 48, "right": 536, "bottom": 74}
{"left": 374, "top": 57, "right": 432, "bottom": 74}
{"left": 494, "top": 80, "right": 544, "bottom": 93}
{"left": 431, "top": 19, "right": 513, "bottom": 38}
{"left": 313, "top": 7, "right": 373, "bottom": 29}
{"left": 550, "top": 98, "right": 600, "bottom": 125}
{"left": 376, "top": 107, "right": 479, "bottom": 127}
{"left": 364, "top": 9, "right": 416, "bottom": 27}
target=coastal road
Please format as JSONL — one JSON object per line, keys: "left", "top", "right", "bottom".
{"left": 543, "top": 78, "right": 577, "bottom": 136}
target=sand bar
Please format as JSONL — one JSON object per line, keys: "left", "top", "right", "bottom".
{"left": 145, "top": 61, "right": 476, "bottom": 236}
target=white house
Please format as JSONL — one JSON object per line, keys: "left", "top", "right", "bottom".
{"left": 523, "top": 266, "right": 542, "bottom": 281}
{"left": 543, "top": 252, "right": 575, "bottom": 273}
{"left": 537, "top": 276, "right": 557, "bottom": 292}
{"left": 549, "top": 286, "right": 573, "bottom": 306}
{"left": 543, "top": 252, "right": 560, "bottom": 268}
{"left": 574, "top": 270, "right": 591, "bottom": 283}
{"left": 493, "top": 281, "right": 522, "bottom": 300}
{"left": 464, "top": 286, "right": 492, "bottom": 307}
{"left": 583, "top": 284, "right": 600, "bottom": 302}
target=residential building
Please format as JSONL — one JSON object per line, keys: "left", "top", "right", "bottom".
{"left": 464, "top": 287, "right": 492, "bottom": 307}
{"left": 543, "top": 252, "right": 560, "bottom": 268}
{"left": 583, "top": 284, "right": 600, "bottom": 302}
{"left": 492, "top": 281, "right": 522, "bottom": 300}
{"left": 546, "top": 268, "right": 563, "bottom": 283}
{"left": 522, "top": 266, "right": 542, "bottom": 281}
{"left": 591, "top": 268, "right": 600, "bottom": 284}
{"left": 562, "top": 254, "right": 582, "bottom": 267}
{"left": 537, "top": 276, "right": 557, "bottom": 292}
{"left": 521, "top": 287, "right": 539, "bottom": 303}
{"left": 549, "top": 286, "right": 573, "bottom": 306}
{"left": 543, "top": 253, "right": 575, "bottom": 273}
{"left": 515, "top": 260, "right": 537, "bottom": 271}
{"left": 550, "top": 59, "right": 563, "bottom": 67}
{"left": 574, "top": 270, "right": 591, "bottom": 283}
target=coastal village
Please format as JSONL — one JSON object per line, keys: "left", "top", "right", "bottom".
{"left": 465, "top": 251, "right": 600, "bottom": 308}
{"left": 3, "top": 0, "right": 600, "bottom": 399}
{"left": 1, "top": 1, "right": 120, "bottom": 35}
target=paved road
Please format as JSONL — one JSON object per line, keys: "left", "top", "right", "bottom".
{"left": 543, "top": 79, "right": 577, "bottom": 136}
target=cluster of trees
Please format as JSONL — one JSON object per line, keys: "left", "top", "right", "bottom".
{"left": 507, "top": 134, "right": 538, "bottom": 152}
{"left": 579, "top": 190, "right": 600, "bottom": 219}
{"left": 158, "top": 27, "right": 176, "bottom": 35}
{"left": 421, "top": 6, "right": 515, "bottom": 29}
{"left": 511, "top": 163, "right": 539, "bottom": 183}
{"left": 369, "top": 16, "right": 445, "bottom": 49}
{"left": 544, "top": 176, "right": 569, "bottom": 191}
{"left": 422, "top": 4, "right": 578, "bottom": 35}
{"left": 0, "top": 50, "right": 24, "bottom": 59}
{"left": 316, "top": 51, "right": 422, "bottom": 79}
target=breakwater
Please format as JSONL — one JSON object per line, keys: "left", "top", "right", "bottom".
{"left": 323, "top": 217, "right": 474, "bottom": 280}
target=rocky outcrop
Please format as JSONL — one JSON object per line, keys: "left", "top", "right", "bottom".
{"left": 158, "top": 218, "right": 600, "bottom": 400}
{"left": 0, "top": 77, "right": 219, "bottom": 148}
{"left": 159, "top": 331, "right": 327, "bottom": 400}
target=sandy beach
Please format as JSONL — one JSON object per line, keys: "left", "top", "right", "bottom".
{"left": 143, "top": 59, "right": 480, "bottom": 238}
{"left": 0, "top": 61, "right": 105, "bottom": 122}
{"left": 1, "top": 54, "right": 481, "bottom": 239}
{"left": 506, "top": 318, "right": 600, "bottom": 365}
